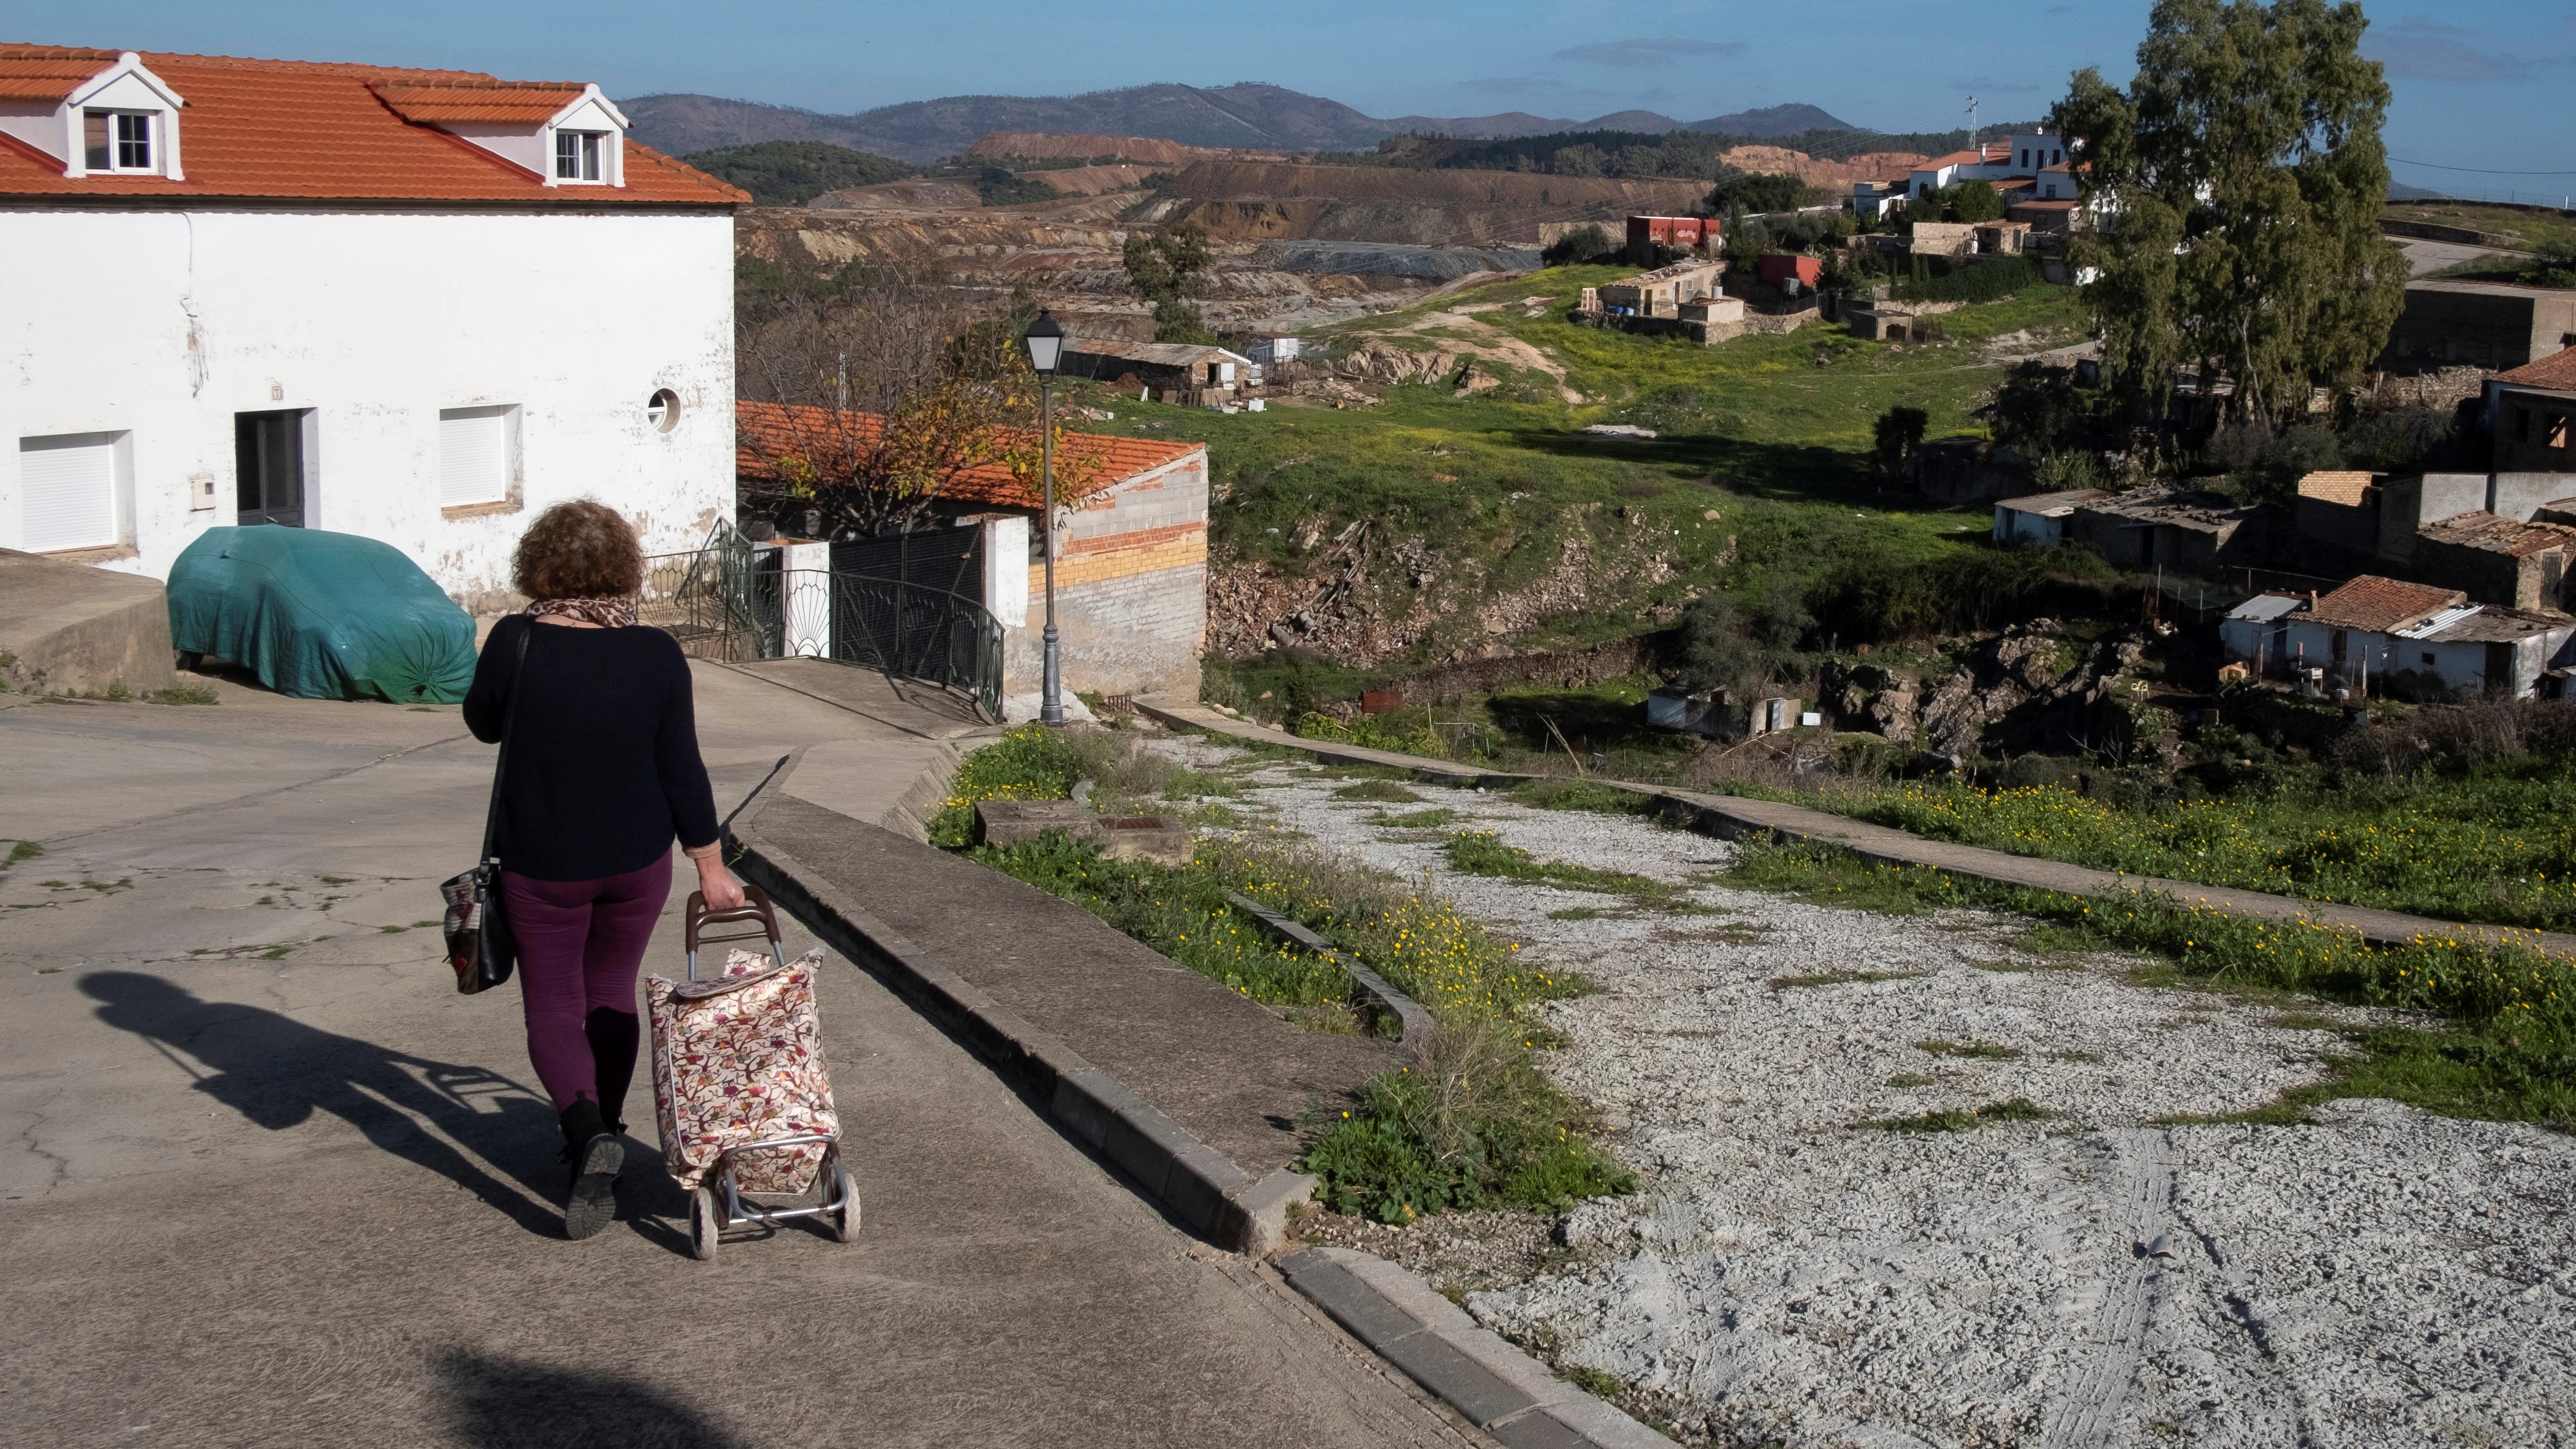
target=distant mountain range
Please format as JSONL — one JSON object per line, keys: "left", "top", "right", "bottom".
{"left": 620, "top": 84, "right": 1856, "bottom": 164}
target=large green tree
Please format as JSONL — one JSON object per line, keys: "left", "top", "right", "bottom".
{"left": 2052, "top": 0, "right": 2408, "bottom": 427}
{"left": 1121, "top": 223, "right": 1216, "bottom": 343}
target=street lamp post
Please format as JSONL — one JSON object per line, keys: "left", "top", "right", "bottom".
{"left": 1022, "top": 309, "right": 1067, "bottom": 726}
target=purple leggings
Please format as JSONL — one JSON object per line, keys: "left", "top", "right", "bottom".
{"left": 502, "top": 854, "right": 673, "bottom": 1117}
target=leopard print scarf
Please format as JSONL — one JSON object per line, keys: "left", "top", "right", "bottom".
{"left": 524, "top": 596, "right": 639, "bottom": 629}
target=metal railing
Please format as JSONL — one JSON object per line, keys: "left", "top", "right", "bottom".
{"left": 641, "top": 530, "right": 761, "bottom": 662}
{"left": 642, "top": 523, "right": 1004, "bottom": 723}
{"left": 763, "top": 567, "right": 1004, "bottom": 724}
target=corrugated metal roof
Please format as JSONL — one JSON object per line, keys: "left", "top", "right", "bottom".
{"left": 1066, "top": 339, "right": 1250, "bottom": 368}
{"left": 2395, "top": 605, "right": 2485, "bottom": 640}
{"left": 2227, "top": 594, "right": 2304, "bottom": 622}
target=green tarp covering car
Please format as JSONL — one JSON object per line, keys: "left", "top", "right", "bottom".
{"left": 167, "top": 527, "right": 478, "bottom": 703}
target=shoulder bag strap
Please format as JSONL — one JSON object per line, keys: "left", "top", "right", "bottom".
{"left": 478, "top": 623, "right": 534, "bottom": 868}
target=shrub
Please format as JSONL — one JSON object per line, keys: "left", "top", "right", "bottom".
{"left": 1894, "top": 255, "right": 2040, "bottom": 304}
{"left": 926, "top": 724, "right": 1086, "bottom": 845}
{"left": 1542, "top": 223, "right": 1616, "bottom": 267}
{"left": 1951, "top": 179, "right": 2005, "bottom": 223}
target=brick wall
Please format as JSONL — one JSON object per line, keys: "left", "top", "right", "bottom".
{"left": 1004, "top": 450, "right": 1208, "bottom": 698}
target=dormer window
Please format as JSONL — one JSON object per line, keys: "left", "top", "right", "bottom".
{"left": 555, "top": 130, "right": 604, "bottom": 182}
{"left": 83, "top": 110, "right": 154, "bottom": 172}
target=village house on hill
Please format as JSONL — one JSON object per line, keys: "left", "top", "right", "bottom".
{"left": 734, "top": 401, "right": 1209, "bottom": 701}
{"left": 0, "top": 44, "right": 745, "bottom": 608}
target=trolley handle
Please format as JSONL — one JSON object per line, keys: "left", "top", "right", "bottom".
{"left": 685, "top": 883, "right": 787, "bottom": 981}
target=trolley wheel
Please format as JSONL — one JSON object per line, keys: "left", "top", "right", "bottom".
{"left": 689, "top": 1186, "right": 721, "bottom": 1261}
{"left": 829, "top": 1156, "right": 861, "bottom": 1244}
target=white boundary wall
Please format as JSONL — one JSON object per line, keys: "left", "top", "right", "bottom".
{"left": 0, "top": 205, "right": 734, "bottom": 608}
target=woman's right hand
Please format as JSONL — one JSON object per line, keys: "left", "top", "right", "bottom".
{"left": 688, "top": 844, "right": 747, "bottom": 911}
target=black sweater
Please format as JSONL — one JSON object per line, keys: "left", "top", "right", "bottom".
{"left": 463, "top": 615, "right": 720, "bottom": 882}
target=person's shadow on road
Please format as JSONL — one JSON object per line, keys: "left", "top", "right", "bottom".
{"left": 439, "top": 1349, "right": 754, "bottom": 1447}
{"left": 80, "top": 971, "right": 569, "bottom": 1237}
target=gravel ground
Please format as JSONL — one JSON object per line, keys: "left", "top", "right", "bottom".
{"left": 1147, "top": 733, "right": 2576, "bottom": 1449}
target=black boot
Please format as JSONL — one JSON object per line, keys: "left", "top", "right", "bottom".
{"left": 559, "top": 1096, "right": 623, "bottom": 1241}
{"left": 586, "top": 1008, "right": 641, "bottom": 1134}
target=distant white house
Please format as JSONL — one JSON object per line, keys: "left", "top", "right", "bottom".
{"left": 1993, "top": 488, "right": 2113, "bottom": 546}
{"left": 0, "top": 44, "right": 747, "bottom": 608}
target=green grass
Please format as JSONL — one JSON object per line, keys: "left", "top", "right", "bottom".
{"left": 1732, "top": 839, "right": 2576, "bottom": 1127}
{"left": 1369, "top": 807, "right": 1465, "bottom": 829}
{"left": 1333, "top": 779, "right": 1424, "bottom": 804}
{"left": 1810, "top": 768, "right": 2576, "bottom": 933}
{"left": 148, "top": 683, "right": 219, "bottom": 705}
{"left": 1768, "top": 968, "right": 1929, "bottom": 990}
{"left": 933, "top": 730, "right": 1630, "bottom": 1222}
{"left": 1861, "top": 1097, "right": 2055, "bottom": 1132}
{"left": 1442, "top": 830, "right": 1716, "bottom": 914}
{"left": 2385, "top": 200, "right": 2576, "bottom": 256}
{"left": 971, "top": 832, "right": 1358, "bottom": 1010}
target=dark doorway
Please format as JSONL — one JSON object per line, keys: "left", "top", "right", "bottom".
{"left": 235, "top": 409, "right": 307, "bottom": 527}
{"left": 2486, "top": 642, "right": 2517, "bottom": 695}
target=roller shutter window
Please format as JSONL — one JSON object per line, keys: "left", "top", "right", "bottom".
{"left": 439, "top": 407, "right": 510, "bottom": 507}
{"left": 20, "top": 433, "right": 119, "bottom": 552}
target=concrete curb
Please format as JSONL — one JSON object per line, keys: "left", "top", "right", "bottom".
{"left": 1138, "top": 695, "right": 2576, "bottom": 958}
{"left": 1223, "top": 890, "right": 1437, "bottom": 1053}
{"left": 727, "top": 816, "right": 1316, "bottom": 1255}
{"left": 1277, "top": 1248, "right": 1672, "bottom": 1448}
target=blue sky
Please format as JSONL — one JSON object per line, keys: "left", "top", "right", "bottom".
{"left": 5, "top": 1, "right": 2568, "bottom": 183}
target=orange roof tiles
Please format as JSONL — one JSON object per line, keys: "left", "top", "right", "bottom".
{"left": 737, "top": 401, "right": 1202, "bottom": 512}
{"left": 2307, "top": 575, "right": 2467, "bottom": 632}
{"left": 0, "top": 43, "right": 742, "bottom": 205}
{"left": 0, "top": 47, "right": 109, "bottom": 100}
{"left": 2417, "top": 511, "right": 2576, "bottom": 557}
{"left": 367, "top": 80, "right": 588, "bottom": 125}
{"left": 2496, "top": 346, "right": 2576, "bottom": 393}
{"left": 1921, "top": 150, "right": 1986, "bottom": 168}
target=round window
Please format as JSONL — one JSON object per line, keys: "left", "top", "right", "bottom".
{"left": 646, "top": 388, "right": 681, "bottom": 432}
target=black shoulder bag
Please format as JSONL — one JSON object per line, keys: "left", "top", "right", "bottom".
{"left": 440, "top": 624, "right": 532, "bottom": 995}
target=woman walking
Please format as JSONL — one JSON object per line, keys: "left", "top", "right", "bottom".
{"left": 464, "top": 500, "right": 745, "bottom": 1239}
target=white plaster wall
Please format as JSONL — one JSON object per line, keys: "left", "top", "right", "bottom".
{"left": 0, "top": 205, "right": 734, "bottom": 606}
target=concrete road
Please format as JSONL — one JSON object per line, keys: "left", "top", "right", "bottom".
{"left": 2396, "top": 236, "right": 2528, "bottom": 276}
{"left": 0, "top": 674, "right": 1471, "bottom": 1448}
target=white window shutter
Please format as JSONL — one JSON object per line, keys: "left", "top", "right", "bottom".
{"left": 439, "top": 410, "right": 508, "bottom": 506}
{"left": 20, "top": 435, "right": 118, "bottom": 551}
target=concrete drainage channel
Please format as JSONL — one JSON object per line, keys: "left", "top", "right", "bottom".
{"left": 729, "top": 769, "right": 1676, "bottom": 1447}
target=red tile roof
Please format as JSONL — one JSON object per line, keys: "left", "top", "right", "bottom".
{"left": 736, "top": 401, "right": 1202, "bottom": 511}
{"left": 0, "top": 44, "right": 742, "bottom": 205}
{"left": 2495, "top": 346, "right": 2576, "bottom": 392}
{"left": 0, "top": 48, "right": 107, "bottom": 100}
{"left": 367, "top": 80, "right": 588, "bottom": 125}
{"left": 1920, "top": 150, "right": 1985, "bottom": 168}
{"left": 2417, "top": 511, "right": 2576, "bottom": 557}
{"left": 2307, "top": 574, "right": 2467, "bottom": 631}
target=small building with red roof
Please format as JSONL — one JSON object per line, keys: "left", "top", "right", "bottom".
{"left": 2487, "top": 345, "right": 2576, "bottom": 474}
{"left": 0, "top": 42, "right": 745, "bottom": 603}
{"left": 735, "top": 401, "right": 1210, "bottom": 702}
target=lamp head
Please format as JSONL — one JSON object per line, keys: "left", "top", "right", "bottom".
{"left": 1023, "top": 308, "right": 1065, "bottom": 375}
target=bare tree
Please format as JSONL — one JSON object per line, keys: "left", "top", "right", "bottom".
{"left": 737, "top": 266, "right": 1106, "bottom": 537}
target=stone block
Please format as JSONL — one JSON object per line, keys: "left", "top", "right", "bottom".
{"left": 973, "top": 798, "right": 1093, "bottom": 847}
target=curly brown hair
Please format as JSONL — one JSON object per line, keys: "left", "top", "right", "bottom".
{"left": 512, "top": 500, "right": 645, "bottom": 600}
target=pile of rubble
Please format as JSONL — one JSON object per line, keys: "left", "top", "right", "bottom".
{"left": 1820, "top": 621, "right": 2164, "bottom": 762}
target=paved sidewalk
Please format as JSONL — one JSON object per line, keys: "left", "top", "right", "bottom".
{"left": 1138, "top": 698, "right": 2576, "bottom": 957}
{"left": 0, "top": 675, "right": 1476, "bottom": 1448}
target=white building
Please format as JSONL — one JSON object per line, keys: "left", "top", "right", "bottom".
{"left": 1, "top": 44, "right": 745, "bottom": 608}
{"left": 1992, "top": 488, "right": 2112, "bottom": 546}
{"left": 2271, "top": 574, "right": 2576, "bottom": 698}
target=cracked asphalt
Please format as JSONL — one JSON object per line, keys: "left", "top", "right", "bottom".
{"left": 0, "top": 675, "right": 1473, "bottom": 1449}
